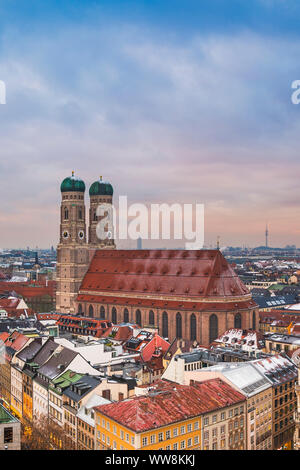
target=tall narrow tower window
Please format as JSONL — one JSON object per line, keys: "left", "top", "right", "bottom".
{"left": 64, "top": 208, "right": 69, "bottom": 220}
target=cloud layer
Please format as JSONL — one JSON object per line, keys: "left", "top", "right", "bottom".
{"left": 0, "top": 2, "right": 300, "bottom": 248}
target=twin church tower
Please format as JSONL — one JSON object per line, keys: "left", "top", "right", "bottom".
{"left": 56, "top": 172, "right": 115, "bottom": 314}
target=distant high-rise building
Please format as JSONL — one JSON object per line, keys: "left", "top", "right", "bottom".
{"left": 265, "top": 224, "right": 269, "bottom": 248}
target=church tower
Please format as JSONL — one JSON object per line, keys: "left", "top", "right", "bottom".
{"left": 88, "top": 177, "right": 116, "bottom": 249}
{"left": 56, "top": 172, "right": 90, "bottom": 314}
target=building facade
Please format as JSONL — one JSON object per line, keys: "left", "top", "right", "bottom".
{"left": 94, "top": 378, "right": 246, "bottom": 451}
{"left": 76, "top": 249, "right": 259, "bottom": 347}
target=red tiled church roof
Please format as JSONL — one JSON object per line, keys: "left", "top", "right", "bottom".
{"left": 78, "top": 250, "right": 254, "bottom": 310}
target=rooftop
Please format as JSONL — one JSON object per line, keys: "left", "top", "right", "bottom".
{"left": 94, "top": 378, "right": 245, "bottom": 432}
{"left": 0, "top": 404, "right": 18, "bottom": 424}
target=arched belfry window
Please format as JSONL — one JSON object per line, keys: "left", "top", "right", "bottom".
{"left": 124, "top": 308, "right": 129, "bottom": 323}
{"left": 135, "top": 309, "right": 141, "bottom": 326}
{"left": 64, "top": 208, "right": 69, "bottom": 220}
{"left": 234, "top": 313, "right": 242, "bottom": 329}
{"left": 209, "top": 314, "right": 218, "bottom": 343}
{"left": 190, "top": 314, "right": 197, "bottom": 341}
{"left": 88, "top": 305, "right": 94, "bottom": 317}
{"left": 162, "top": 312, "right": 168, "bottom": 338}
{"left": 78, "top": 304, "right": 82, "bottom": 315}
{"left": 149, "top": 310, "right": 155, "bottom": 326}
{"left": 78, "top": 208, "right": 83, "bottom": 220}
{"left": 100, "top": 306, "right": 106, "bottom": 319}
{"left": 176, "top": 312, "right": 182, "bottom": 339}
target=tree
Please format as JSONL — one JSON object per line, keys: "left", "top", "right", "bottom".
{"left": 21, "top": 415, "right": 75, "bottom": 450}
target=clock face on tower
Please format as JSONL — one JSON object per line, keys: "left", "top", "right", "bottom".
{"left": 62, "top": 230, "right": 69, "bottom": 240}
{"left": 78, "top": 230, "right": 85, "bottom": 240}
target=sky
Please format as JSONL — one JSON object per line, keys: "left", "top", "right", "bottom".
{"left": 0, "top": 0, "right": 300, "bottom": 248}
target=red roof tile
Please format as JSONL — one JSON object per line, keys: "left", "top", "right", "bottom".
{"left": 95, "top": 378, "right": 245, "bottom": 432}
{"left": 79, "top": 249, "right": 250, "bottom": 299}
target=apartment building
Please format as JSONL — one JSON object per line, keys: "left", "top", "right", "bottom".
{"left": 94, "top": 378, "right": 246, "bottom": 451}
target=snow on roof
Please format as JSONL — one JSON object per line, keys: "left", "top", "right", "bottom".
{"left": 287, "top": 303, "right": 300, "bottom": 311}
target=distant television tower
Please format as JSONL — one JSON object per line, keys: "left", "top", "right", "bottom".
{"left": 265, "top": 224, "right": 269, "bottom": 248}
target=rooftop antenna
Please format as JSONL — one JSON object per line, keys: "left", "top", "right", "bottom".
{"left": 265, "top": 223, "right": 269, "bottom": 248}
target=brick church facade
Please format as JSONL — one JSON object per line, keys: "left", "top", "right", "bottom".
{"left": 75, "top": 249, "right": 259, "bottom": 346}
{"left": 56, "top": 173, "right": 258, "bottom": 345}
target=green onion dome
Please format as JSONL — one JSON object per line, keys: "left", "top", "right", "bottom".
{"left": 60, "top": 172, "right": 86, "bottom": 193}
{"left": 89, "top": 177, "right": 113, "bottom": 196}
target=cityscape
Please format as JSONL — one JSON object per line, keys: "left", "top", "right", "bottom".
{"left": 1, "top": 0, "right": 300, "bottom": 460}
{"left": 1, "top": 174, "right": 300, "bottom": 454}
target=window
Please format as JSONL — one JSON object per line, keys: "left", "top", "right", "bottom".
{"left": 149, "top": 310, "right": 155, "bottom": 326}
{"left": 180, "top": 440, "right": 185, "bottom": 449}
{"left": 204, "top": 417, "right": 209, "bottom": 426}
{"left": 180, "top": 425, "right": 185, "bottom": 435}
{"left": 123, "top": 308, "right": 129, "bottom": 323}
{"left": 234, "top": 313, "right": 241, "bottom": 329}
{"left": 252, "top": 311, "right": 256, "bottom": 330}
{"left": 190, "top": 314, "right": 196, "bottom": 341}
{"left": 187, "top": 438, "right": 192, "bottom": 447}
{"left": 135, "top": 309, "right": 142, "bottom": 326}
{"left": 158, "top": 432, "right": 163, "bottom": 442}
{"left": 111, "top": 307, "right": 117, "bottom": 324}
{"left": 142, "top": 437, "right": 148, "bottom": 447}
{"left": 88, "top": 305, "right": 94, "bottom": 317}
{"left": 100, "top": 306, "right": 106, "bottom": 319}
{"left": 4, "top": 427, "right": 13, "bottom": 443}
{"left": 162, "top": 312, "right": 168, "bottom": 338}
{"left": 166, "top": 430, "right": 171, "bottom": 440}
{"left": 150, "top": 435, "right": 156, "bottom": 444}
{"left": 187, "top": 423, "right": 192, "bottom": 433}
{"left": 173, "top": 428, "right": 178, "bottom": 437}
{"left": 176, "top": 313, "right": 182, "bottom": 339}
{"left": 194, "top": 421, "right": 199, "bottom": 430}
{"left": 209, "top": 314, "right": 218, "bottom": 343}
